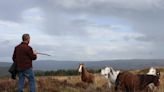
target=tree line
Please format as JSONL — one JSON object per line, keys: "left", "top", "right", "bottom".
{"left": 34, "top": 69, "right": 101, "bottom": 76}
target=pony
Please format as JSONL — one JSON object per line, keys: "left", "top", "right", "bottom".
{"left": 115, "top": 71, "right": 160, "bottom": 92}
{"left": 147, "top": 67, "right": 160, "bottom": 92}
{"left": 101, "top": 67, "right": 120, "bottom": 88}
{"left": 78, "top": 64, "right": 94, "bottom": 84}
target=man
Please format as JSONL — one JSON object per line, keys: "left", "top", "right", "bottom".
{"left": 12, "top": 34, "right": 37, "bottom": 92}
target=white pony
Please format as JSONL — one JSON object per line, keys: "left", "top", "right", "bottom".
{"left": 101, "top": 67, "right": 120, "bottom": 89}
{"left": 147, "top": 67, "right": 160, "bottom": 92}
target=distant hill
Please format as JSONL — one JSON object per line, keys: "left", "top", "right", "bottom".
{"left": 0, "top": 67, "right": 11, "bottom": 77}
{"left": 0, "top": 62, "right": 12, "bottom": 67}
{"left": 0, "top": 62, "right": 12, "bottom": 77}
{"left": 33, "top": 59, "right": 164, "bottom": 71}
{"left": 0, "top": 59, "right": 164, "bottom": 73}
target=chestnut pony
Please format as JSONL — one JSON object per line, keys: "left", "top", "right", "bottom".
{"left": 78, "top": 64, "right": 94, "bottom": 83}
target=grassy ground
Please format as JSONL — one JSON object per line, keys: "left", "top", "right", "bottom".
{"left": 0, "top": 68, "right": 164, "bottom": 92}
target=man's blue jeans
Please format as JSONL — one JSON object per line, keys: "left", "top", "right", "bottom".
{"left": 18, "top": 68, "right": 36, "bottom": 92}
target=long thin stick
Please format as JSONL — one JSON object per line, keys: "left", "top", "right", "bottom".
{"left": 36, "top": 52, "right": 51, "bottom": 56}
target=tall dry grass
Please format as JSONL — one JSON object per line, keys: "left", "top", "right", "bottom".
{"left": 0, "top": 69, "right": 164, "bottom": 92}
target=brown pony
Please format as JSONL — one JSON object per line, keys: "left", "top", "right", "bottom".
{"left": 78, "top": 64, "right": 95, "bottom": 84}
{"left": 115, "top": 72, "right": 160, "bottom": 92}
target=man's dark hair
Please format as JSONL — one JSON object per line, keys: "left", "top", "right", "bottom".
{"left": 22, "top": 34, "right": 30, "bottom": 41}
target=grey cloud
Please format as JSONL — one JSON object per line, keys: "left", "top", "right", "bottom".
{"left": 44, "top": 15, "right": 88, "bottom": 36}
{"left": 36, "top": 0, "right": 164, "bottom": 40}
{"left": 0, "top": 40, "right": 14, "bottom": 61}
{"left": 0, "top": 40, "right": 11, "bottom": 45}
{"left": 1, "top": 0, "right": 164, "bottom": 36}
{"left": 0, "top": 0, "right": 40, "bottom": 22}
{"left": 1, "top": 0, "right": 164, "bottom": 60}
{"left": 34, "top": 0, "right": 164, "bottom": 59}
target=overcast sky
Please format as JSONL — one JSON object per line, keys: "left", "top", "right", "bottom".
{"left": 0, "top": 0, "right": 164, "bottom": 62}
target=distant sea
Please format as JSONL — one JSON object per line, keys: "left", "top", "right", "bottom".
{"left": 33, "top": 59, "right": 164, "bottom": 70}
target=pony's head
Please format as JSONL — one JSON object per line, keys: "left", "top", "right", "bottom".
{"left": 103, "top": 67, "right": 111, "bottom": 79}
{"left": 101, "top": 68, "right": 108, "bottom": 79}
{"left": 101, "top": 69, "right": 105, "bottom": 75}
{"left": 101, "top": 67, "right": 120, "bottom": 82}
{"left": 147, "top": 67, "right": 160, "bottom": 77}
{"left": 147, "top": 67, "right": 157, "bottom": 76}
{"left": 78, "top": 63, "right": 84, "bottom": 73}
